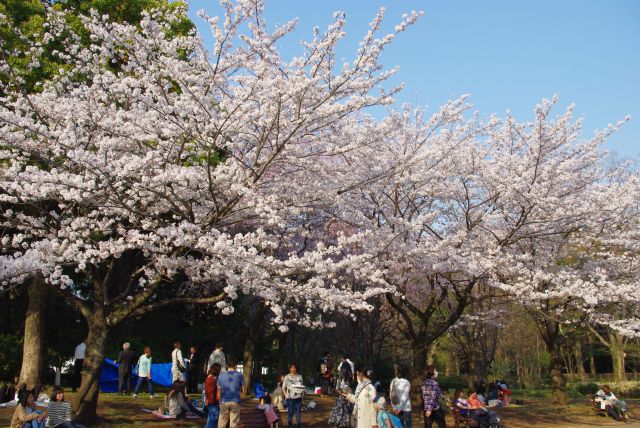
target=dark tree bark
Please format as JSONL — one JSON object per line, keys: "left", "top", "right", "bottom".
{"left": 45, "top": 252, "right": 227, "bottom": 424}
{"left": 18, "top": 276, "right": 47, "bottom": 388}
{"left": 242, "top": 301, "right": 267, "bottom": 394}
{"left": 533, "top": 309, "right": 567, "bottom": 405}
{"left": 574, "top": 341, "right": 587, "bottom": 381}
{"left": 385, "top": 276, "right": 476, "bottom": 404}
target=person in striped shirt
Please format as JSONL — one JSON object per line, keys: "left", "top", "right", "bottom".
{"left": 46, "top": 387, "right": 86, "bottom": 428}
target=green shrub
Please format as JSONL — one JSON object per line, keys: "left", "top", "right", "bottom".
{"left": 0, "top": 334, "right": 22, "bottom": 382}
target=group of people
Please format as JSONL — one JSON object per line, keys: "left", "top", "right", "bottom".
{"left": 595, "top": 385, "right": 629, "bottom": 421}
{"left": 328, "top": 362, "right": 503, "bottom": 428}
{"left": 329, "top": 361, "right": 414, "bottom": 428}
{"left": 111, "top": 340, "right": 248, "bottom": 428}
{"left": 103, "top": 340, "right": 229, "bottom": 398}
{"left": 9, "top": 386, "right": 86, "bottom": 428}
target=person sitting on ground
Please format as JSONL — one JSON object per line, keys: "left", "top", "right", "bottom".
{"left": 373, "top": 397, "right": 395, "bottom": 428}
{"left": 11, "top": 390, "right": 46, "bottom": 428}
{"left": 1, "top": 381, "right": 16, "bottom": 404}
{"left": 595, "top": 385, "right": 629, "bottom": 421}
{"left": 163, "top": 381, "right": 205, "bottom": 419}
{"left": 46, "top": 387, "right": 87, "bottom": 428}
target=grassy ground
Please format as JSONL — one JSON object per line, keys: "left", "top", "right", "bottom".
{"left": 1, "top": 390, "right": 639, "bottom": 427}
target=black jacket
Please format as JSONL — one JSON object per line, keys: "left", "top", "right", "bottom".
{"left": 117, "top": 349, "right": 135, "bottom": 372}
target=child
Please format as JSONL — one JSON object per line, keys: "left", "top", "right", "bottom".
{"left": 373, "top": 397, "right": 394, "bottom": 428}
{"left": 258, "top": 393, "right": 279, "bottom": 428}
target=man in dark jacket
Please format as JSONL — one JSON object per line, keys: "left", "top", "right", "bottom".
{"left": 187, "top": 345, "right": 203, "bottom": 394}
{"left": 117, "top": 342, "right": 135, "bottom": 395}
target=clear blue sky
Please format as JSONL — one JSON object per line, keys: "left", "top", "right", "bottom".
{"left": 188, "top": 0, "right": 640, "bottom": 158}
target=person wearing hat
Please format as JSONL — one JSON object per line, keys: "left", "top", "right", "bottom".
{"left": 374, "top": 397, "right": 394, "bottom": 428}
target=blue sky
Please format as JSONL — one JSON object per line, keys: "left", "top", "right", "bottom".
{"left": 187, "top": 1, "right": 640, "bottom": 158}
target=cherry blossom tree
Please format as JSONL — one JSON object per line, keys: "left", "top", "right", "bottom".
{"left": 0, "top": 2, "right": 421, "bottom": 421}
{"left": 489, "top": 99, "right": 639, "bottom": 403}
{"left": 324, "top": 96, "right": 639, "bottom": 400}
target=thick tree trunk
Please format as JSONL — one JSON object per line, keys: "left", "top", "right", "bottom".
{"left": 574, "top": 341, "right": 587, "bottom": 381}
{"left": 609, "top": 332, "right": 626, "bottom": 382}
{"left": 242, "top": 303, "right": 266, "bottom": 395}
{"left": 72, "top": 317, "right": 109, "bottom": 425}
{"left": 548, "top": 342, "right": 567, "bottom": 405}
{"left": 18, "top": 277, "right": 46, "bottom": 388}
{"left": 411, "top": 341, "right": 428, "bottom": 406}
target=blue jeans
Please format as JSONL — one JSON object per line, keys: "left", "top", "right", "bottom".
{"left": 25, "top": 409, "right": 45, "bottom": 428}
{"left": 286, "top": 398, "right": 302, "bottom": 428}
{"left": 399, "top": 410, "right": 412, "bottom": 428}
{"left": 205, "top": 403, "right": 219, "bottom": 428}
{"left": 134, "top": 376, "right": 154, "bottom": 395}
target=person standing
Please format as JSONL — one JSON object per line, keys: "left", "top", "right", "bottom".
{"left": 337, "top": 353, "right": 354, "bottom": 391}
{"left": 319, "top": 351, "right": 334, "bottom": 397}
{"left": 171, "top": 342, "right": 189, "bottom": 383}
{"left": 283, "top": 363, "right": 305, "bottom": 428}
{"left": 72, "top": 340, "right": 86, "bottom": 392}
{"left": 205, "top": 363, "right": 221, "bottom": 428}
{"left": 422, "top": 365, "right": 446, "bottom": 428}
{"left": 207, "top": 342, "right": 227, "bottom": 373}
{"left": 187, "top": 346, "right": 202, "bottom": 394}
{"left": 342, "top": 367, "right": 376, "bottom": 428}
{"left": 133, "top": 347, "right": 156, "bottom": 398}
{"left": 216, "top": 356, "right": 245, "bottom": 428}
{"left": 390, "top": 365, "right": 412, "bottom": 428}
{"left": 116, "top": 342, "right": 135, "bottom": 395}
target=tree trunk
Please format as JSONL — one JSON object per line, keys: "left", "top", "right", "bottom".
{"left": 276, "top": 332, "right": 289, "bottom": 377}
{"left": 411, "top": 341, "right": 428, "bottom": 406}
{"left": 18, "top": 276, "right": 47, "bottom": 388}
{"left": 574, "top": 341, "right": 587, "bottom": 381}
{"left": 588, "top": 334, "right": 597, "bottom": 375}
{"left": 609, "top": 332, "right": 626, "bottom": 382}
{"left": 445, "top": 347, "right": 456, "bottom": 377}
{"left": 242, "top": 303, "right": 266, "bottom": 395}
{"left": 427, "top": 341, "right": 438, "bottom": 365}
{"left": 72, "top": 317, "right": 109, "bottom": 425}
{"left": 548, "top": 342, "right": 567, "bottom": 405}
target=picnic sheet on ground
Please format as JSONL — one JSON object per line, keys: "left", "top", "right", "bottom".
{"left": 99, "top": 358, "right": 177, "bottom": 392}
{"left": 142, "top": 408, "right": 201, "bottom": 419}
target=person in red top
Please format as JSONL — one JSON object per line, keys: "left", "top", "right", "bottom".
{"left": 205, "top": 363, "right": 221, "bottom": 428}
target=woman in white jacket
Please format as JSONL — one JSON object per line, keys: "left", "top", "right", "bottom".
{"left": 341, "top": 367, "right": 377, "bottom": 428}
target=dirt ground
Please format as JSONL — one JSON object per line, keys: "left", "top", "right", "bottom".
{"left": 1, "top": 392, "right": 639, "bottom": 427}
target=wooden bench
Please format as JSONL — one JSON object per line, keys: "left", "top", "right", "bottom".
{"left": 452, "top": 405, "right": 477, "bottom": 428}
{"left": 588, "top": 395, "right": 608, "bottom": 417}
{"left": 237, "top": 407, "right": 279, "bottom": 428}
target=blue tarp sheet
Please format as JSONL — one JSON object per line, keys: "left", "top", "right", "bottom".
{"left": 99, "top": 358, "right": 177, "bottom": 393}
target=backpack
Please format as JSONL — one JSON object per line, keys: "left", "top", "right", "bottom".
{"left": 340, "top": 362, "right": 352, "bottom": 381}
{"left": 386, "top": 411, "right": 404, "bottom": 428}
